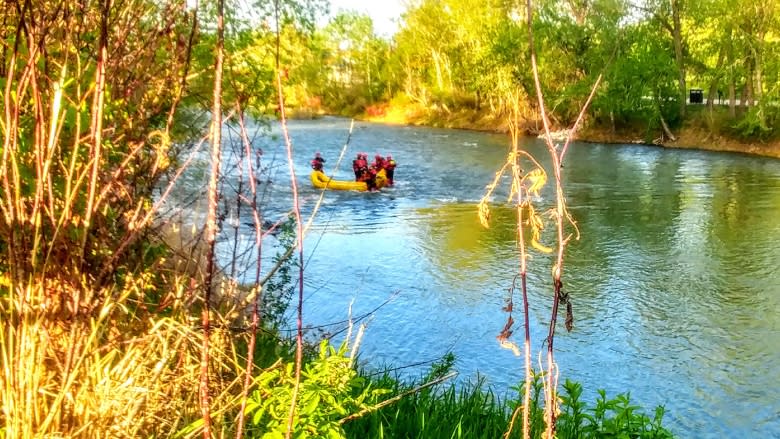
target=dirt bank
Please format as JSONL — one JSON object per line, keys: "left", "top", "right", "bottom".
{"left": 361, "top": 103, "right": 780, "bottom": 159}
{"left": 578, "top": 125, "right": 780, "bottom": 159}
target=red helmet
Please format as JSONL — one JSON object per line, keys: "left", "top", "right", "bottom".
{"left": 375, "top": 154, "right": 382, "bottom": 160}
{"left": 386, "top": 155, "right": 392, "bottom": 160}
{"left": 315, "top": 152, "right": 322, "bottom": 158}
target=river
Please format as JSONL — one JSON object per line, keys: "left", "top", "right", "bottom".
{"left": 212, "top": 116, "right": 780, "bottom": 438}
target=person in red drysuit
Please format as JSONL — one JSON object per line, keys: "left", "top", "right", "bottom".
{"left": 372, "top": 154, "right": 385, "bottom": 171}
{"left": 353, "top": 153, "right": 369, "bottom": 181}
{"left": 310, "top": 152, "right": 326, "bottom": 171}
{"left": 384, "top": 155, "right": 396, "bottom": 185}
{"left": 352, "top": 153, "right": 362, "bottom": 179}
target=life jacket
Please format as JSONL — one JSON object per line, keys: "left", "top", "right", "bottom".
{"left": 357, "top": 168, "right": 371, "bottom": 182}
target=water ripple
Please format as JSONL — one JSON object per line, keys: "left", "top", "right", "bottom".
{"left": 215, "top": 119, "right": 780, "bottom": 439}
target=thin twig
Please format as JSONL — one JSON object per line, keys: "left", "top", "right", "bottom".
{"left": 234, "top": 100, "right": 266, "bottom": 439}
{"left": 201, "top": 0, "right": 225, "bottom": 435}
{"left": 80, "top": 0, "right": 110, "bottom": 268}
{"left": 277, "top": 51, "right": 306, "bottom": 439}
{"left": 559, "top": 74, "right": 603, "bottom": 166}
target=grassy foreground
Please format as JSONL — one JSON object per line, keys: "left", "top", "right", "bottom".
{"left": 2, "top": 225, "right": 675, "bottom": 438}
{"left": 240, "top": 336, "right": 676, "bottom": 438}
{"left": 344, "top": 368, "right": 674, "bottom": 439}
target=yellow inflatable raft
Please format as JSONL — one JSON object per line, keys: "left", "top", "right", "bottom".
{"left": 310, "top": 168, "right": 388, "bottom": 191}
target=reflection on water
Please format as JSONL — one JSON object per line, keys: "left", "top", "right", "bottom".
{"left": 213, "top": 118, "right": 780, "bottom": 438}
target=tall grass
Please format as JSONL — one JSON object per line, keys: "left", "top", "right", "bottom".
{"left": 0, "top": 0, "right": 336, "bottom": 435}
{"left": 0, "top": 1, "right": 256, "bottom": 437}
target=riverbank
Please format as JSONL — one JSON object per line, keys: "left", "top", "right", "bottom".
{"left": 358, "top": 102, "right": 780, "bottom": 159}
{"left": 578, "top": 125, "right": 780, "bottom": 159}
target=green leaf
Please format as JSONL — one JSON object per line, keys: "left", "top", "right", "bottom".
{"left": 301, "top": 393, "right": 321, "bottom": 416}
{"left": 261, "top": 431, "right": 285, "bottom": 439}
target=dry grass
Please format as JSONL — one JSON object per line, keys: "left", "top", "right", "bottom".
{"left": 0, "top": 2, "right": 258, "bottom": 437}
{"left": 0, "top": 253, "right": 261, "bottom": 438}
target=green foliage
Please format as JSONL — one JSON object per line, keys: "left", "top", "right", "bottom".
{"left": 245, "top": 339, "right": 387, "bottom": 439}
{"left": 731, "top": 105, "right": 779, "bottom": 141}
{"left": 580, "top": 20, "right": 683, "bottom": 140}
{"left": 345, "top": 358, "right": 518, "bottom": 439}
{"left": 0, "top": 0, "right": 199, "bottom": 290}
{"left": 262, "top": 218, "right": 298, "bottom": 329}
{"left": 344, "top": 367, "right": 674, "bottom": 439}
{"left": 309, "top": 11, "right": 392, "bottom": 113}
{"left": 558, "top": 380, "right": 674, "bottom": 439}
{"left": 391, "top": 0, "right": 517, "bottom": 111}
{"left": 190, "top": 0, "right": 329, "bottom": 117}
{"left": 251, "top": 0, "right": 327, "bottom": 33}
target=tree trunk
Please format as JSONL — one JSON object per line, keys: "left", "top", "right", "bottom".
{"left": 706, "top": 26, "right": 729, "bottom": 111}
{"left": 728, "top": 77, "right": 736, "bottom": 118}
{"left": 725, "top": 25, "right": 737, "bottom": 118}
{"left": 610, "top": 110, "right": 615, "bottom": 134}
{"left": 404, "top": 54, "right": 420, "bottom": 101}
{"left": 754, "top": 30, "right": 765, "bottom": 105}
{"left": 443, "top": 53, "right": 453, "bottom": 92}
{"left": 365, "top": 51, "right": 372, "bottom": 100}
{"left": 660, "top": 114, "right": 677, "bottom": 141}
{"left": 671, "top": 0, "right": 686, "bottom": 118}
{"left": 743, "top": 57, "right": 754, "bottom": 109}
{"left": 432, "top": 49, "right": 443, "bottom": 91}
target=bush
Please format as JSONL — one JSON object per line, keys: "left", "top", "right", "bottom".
{"left": 731, "top": 106, "right": 778, "bottom": 141}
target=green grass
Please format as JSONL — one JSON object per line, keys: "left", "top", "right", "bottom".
{"left": 342, "top": 363, "right": 674, "bottom": 439}
{"left": 345, "top": 375, "right": 521, "bottom": 439}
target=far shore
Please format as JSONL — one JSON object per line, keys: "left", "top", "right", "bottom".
{"left": 344, "top": 105, "right": 780, "bottom": 159}
{"left": 577, "top": 125, "right": 780, "bottom": 159}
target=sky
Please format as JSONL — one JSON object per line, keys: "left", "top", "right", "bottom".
{"left": 326, "top": 0, "right": 405, "bottom": 37}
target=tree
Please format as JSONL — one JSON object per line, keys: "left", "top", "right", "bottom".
{"left": 634, "top": 0, "right": 690, "bottom": 119}
{"left": 533, "top": 0, "right": 628, "bottom": 123}
{"left": 591, "top": 21, "right": 680, "bottom": 136}
{"left": 318, "top": 11, "right": 390, "bottom": 108}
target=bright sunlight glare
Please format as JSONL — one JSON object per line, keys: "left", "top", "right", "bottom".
{"left": 327, "top": 0, "right": 404, "bottom": 37}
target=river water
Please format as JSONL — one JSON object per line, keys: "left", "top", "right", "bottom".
{"left": 214, "top": 117, "right": 780, "bottom": 438}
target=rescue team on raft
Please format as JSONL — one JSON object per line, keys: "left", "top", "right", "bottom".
{"left": 310, "top": 152, "right": 397, "bottom": 191}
